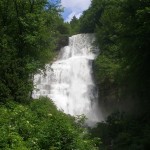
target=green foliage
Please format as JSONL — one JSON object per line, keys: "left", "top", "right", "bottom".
{"left": 56, "top": 22, "right": 70, "bottom": 35}
{"left": 79, "top": 0, "right": 107, "bottom": 33}
{"left": 80, "top": 0, "right": 150, "bottom": 149}
{"left": 94, "top": 54, "right": 120, "bottom": 84}
{"left": 0, "top": 97, "right": 99, "bottom": 150}
{"left": 90, "top": 111, "right": 150, "bottom": 150}
{"left": 0, "top": 0, "right": 68, "bottom": 103}
{"left": 80, "top": 0, "right": 150, "bottom": 107}
{"left": 69, "top": 16, "right": 80, "bottom": 35}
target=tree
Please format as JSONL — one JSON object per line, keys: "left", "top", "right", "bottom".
{"left": 0, "top": 0, "right": 64, "bottom": 102}
{"left": 69, "top": 16, "right": 80, "bottom": 34}
{"left": 78, "top": 0, "right": 150, "bottom": 149}
{"left": 79, "top": 0, "right": 107, "bottom": 33}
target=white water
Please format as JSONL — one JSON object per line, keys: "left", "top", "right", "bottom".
{"left": 33, "top": 34, "right": 103, "bottom": 125}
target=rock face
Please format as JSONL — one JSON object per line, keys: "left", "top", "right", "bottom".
{"left": 97, "top": 81, "right": 139, "bottom": 118}
{"left": 56, "top": 35, "right": 69, "bottom": 51}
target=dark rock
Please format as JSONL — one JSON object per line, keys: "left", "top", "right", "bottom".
{"left": 55, "top": 35, "right": 69, "bottom": 51}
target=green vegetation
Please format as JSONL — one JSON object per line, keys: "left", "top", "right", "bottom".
{"left": 78, "top": 0, "right": 150, "bottom": 149}
{"left": 79, "top": 0, "right": 150, "bottom": 106}
{"left": 90, "top": 111, "right": 150, "bottom": 150}
{"left": 0, "top": 0, "right": 69, "bottom": 103}
{"left": 0, "top": 97, "right": 99, "bottom": 150}
{"left": 69, "top": 16, "right": 80, "bottom": 35}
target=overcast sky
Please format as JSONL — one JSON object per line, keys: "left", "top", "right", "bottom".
{"left": 61, "top": 0, "right": 91, "bottom": 22}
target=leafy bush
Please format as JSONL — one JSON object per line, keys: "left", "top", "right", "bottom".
{"left": 0, "top": 97, "right": 99, "bottom": 150}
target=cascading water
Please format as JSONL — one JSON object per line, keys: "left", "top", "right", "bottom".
{"left": 32, "top": 34, "right": 103, "bottom": 125}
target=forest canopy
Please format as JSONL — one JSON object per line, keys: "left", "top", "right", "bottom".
{"left": 0, "top": 0, "right": 67, "bottom": 102}
{"left": 78, "top": 0, "right": 150, "bottom": 149}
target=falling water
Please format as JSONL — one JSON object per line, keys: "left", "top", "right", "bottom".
{"left": 32, "top": 34, "right": 103, "bottom": 125}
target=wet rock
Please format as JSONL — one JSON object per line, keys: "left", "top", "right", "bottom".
{"left": 56, "top": 35, "right": 69, "bottom": 51}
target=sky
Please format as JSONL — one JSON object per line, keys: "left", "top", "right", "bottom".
{"left": 61, "top": 0, "right": 91, "bottom": 22}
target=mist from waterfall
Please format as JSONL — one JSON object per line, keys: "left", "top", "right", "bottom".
{"left": 32, "top": 34, "right": 103, "bottom": 125}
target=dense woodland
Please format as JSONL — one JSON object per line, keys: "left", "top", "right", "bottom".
{"left": 77, "top": 0, "right": 150, "bottom": 149}
{"left": 0, "top": 0, "right": 150, "bottom": 149}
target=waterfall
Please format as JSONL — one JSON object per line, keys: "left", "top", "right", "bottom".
{"left": 32, "top": 34, "right": 103, "bottom": 125}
